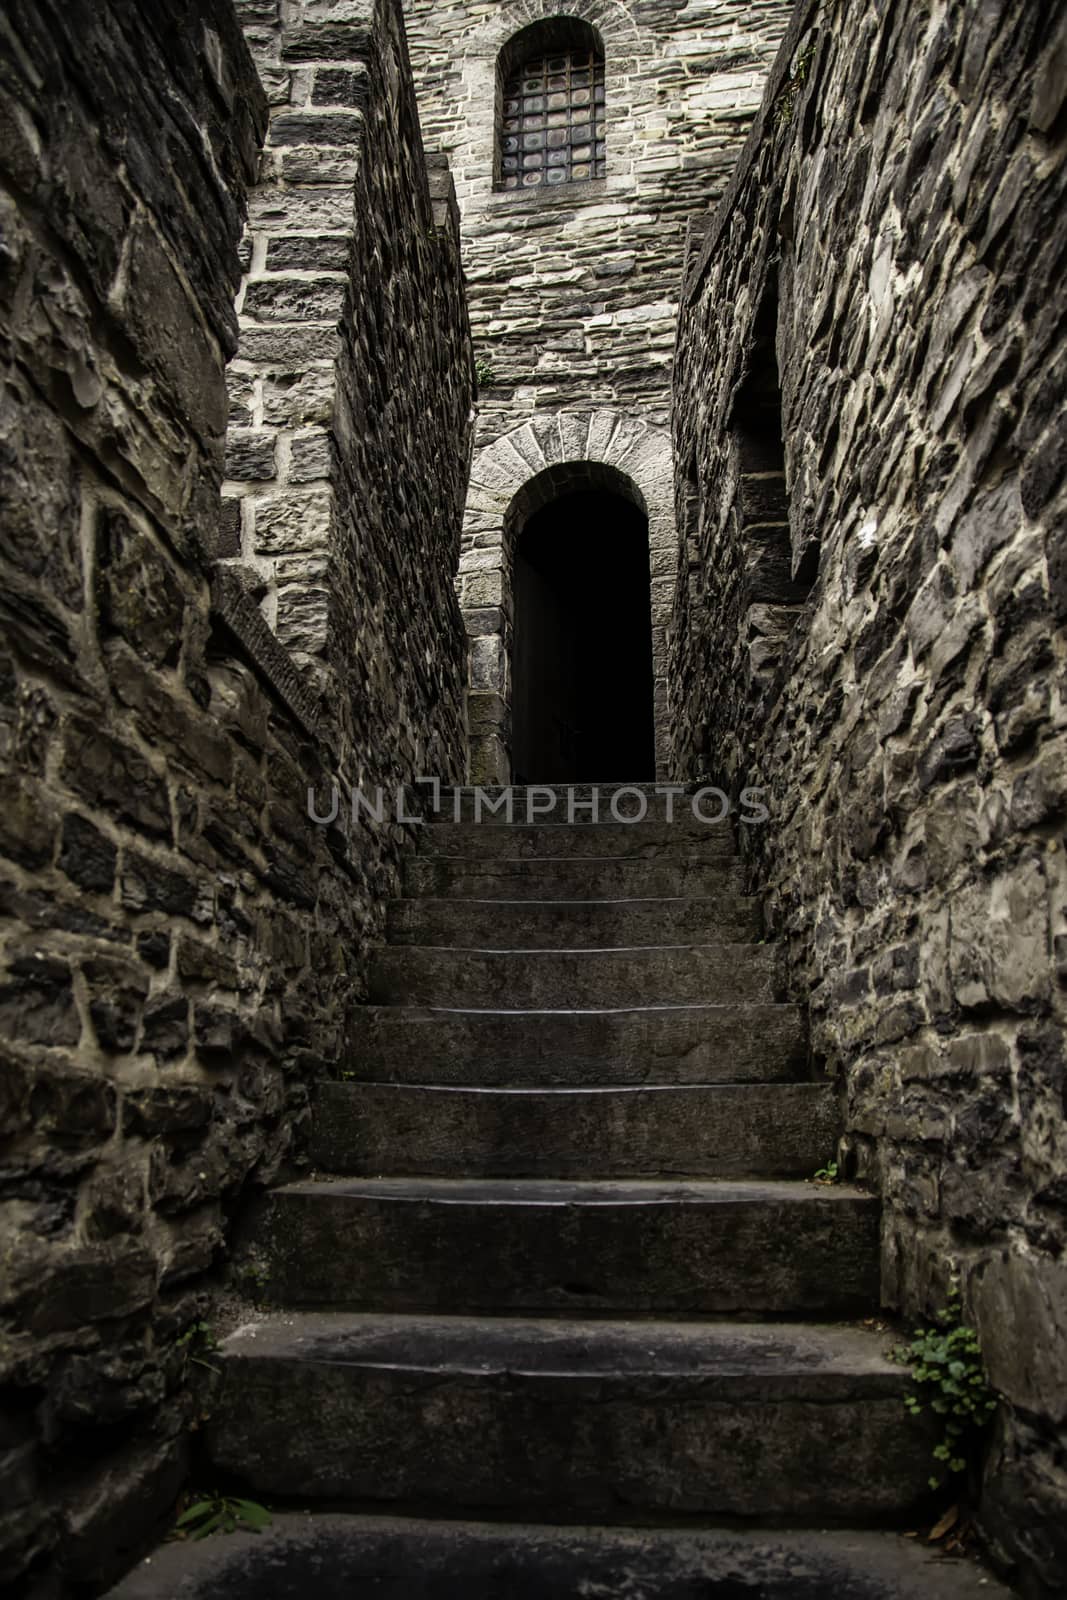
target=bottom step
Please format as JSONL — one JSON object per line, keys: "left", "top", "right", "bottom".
{"left": 208, "top": 1314, "right": 933, "bottom": 1523}
{"left": 106, "top": 1514, "right": 1013, "bottom": 1598}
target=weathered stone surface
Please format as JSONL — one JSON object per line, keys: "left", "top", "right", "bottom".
{"left": 418, "top": 818, "right": 737, "bottom": 856}
{"left": 101, "top": 1515, "right": 1017, "bottom": 1600}
{"left": 404, "top": 0, "right": 787, "bottom": 430}
{"left": 369, "top": 942, "right": 782, "bottom": 1008}
{"left": 84, "top": 956, "right": 150, "bottom": 1053}
{"left": 4, "top": 0, "right": 1060, "bottom": 1593}
{"left": 96, "top": 511, "right": 186, "bottom": 669}
{"left": 60, "top": 721, "right": 171, "bottom": 840}
{"left": 208, "top": 1314, "right": 933, "bottom": 1521}
{"left": 404, "top": 853, "right": 747, "bottom": 901}
{"left": 59, "top": 813, "right": 118, "bottom": 894}
{"left": 0, "top": 952, "right": 81, "bottom": 1047}
{"left": 139, "top": 998, "right": 191, "bottom": 1062}
{"left": 670, "top": 2, "right": 1067, "bottom": 1589}
{"left": 6, "top": 1241, "right": 157, "bottom": 1334}
{"left": 123, "top": 1086, "right": 214, "bottom": 1139}
{"left": 389, "top": 0, "right": 791, "bottom": 779}
{"left": 0, "top": 1, "right": 473, "bottom": 1591}
{"left": 386, "top": 892, "right": 762, "bottom": 948}
{"left": 260, "top": 1176, "right": 880, "bottom": 1316}
{"left": 222, "top": 0, "right": 473, "bottom": 800}
{"left": 311, "top": 1081, "right": 836, "bottom": 1179}
{"left": 345, "top": 1000, "right": 808, "bottom": 1086}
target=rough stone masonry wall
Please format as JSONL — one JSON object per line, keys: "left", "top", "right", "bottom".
{"left": 404, "top": 0, "right": 791, "bottom": 437}
{"left": 400, "top": 0, "right": 792, "bottom": 784}
{"left": 0, "top": 0, "right": 472, "bottom": 1593}
{"left": 223, "top": 0, "right": 473, "bottom": 787}
{"left": 671, "top": 1, "right": 1067, "bottom": 1593}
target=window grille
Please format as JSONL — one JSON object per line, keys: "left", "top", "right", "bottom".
{"left": 499, "top": 47, "right": 606, "bottom": 189}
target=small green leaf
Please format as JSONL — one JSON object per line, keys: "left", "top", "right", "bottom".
{"left": 234, "top": 1499, "right": 272, "bottom": 1530}
{"left": 896, "top": 1275, "right": 998, "bottom": 1487}
{"left": 176, "top": 1501, "right": 214, "bottom": 1527}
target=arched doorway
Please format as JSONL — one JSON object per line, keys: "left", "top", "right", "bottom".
{"left": 511, "top": 487, "right": 656, "bottom": 782}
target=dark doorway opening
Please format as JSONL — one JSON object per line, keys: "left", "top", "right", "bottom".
{"left": 512, "top": 488, "right": 655, "bottom": 783}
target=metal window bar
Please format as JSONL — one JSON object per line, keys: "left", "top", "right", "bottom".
{"left": 500, "top": 49, "right": 606, "bottom": 189}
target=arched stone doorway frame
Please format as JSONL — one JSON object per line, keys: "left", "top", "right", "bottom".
{"left": 458, "top": 410, "right": 675, "bottom": 783}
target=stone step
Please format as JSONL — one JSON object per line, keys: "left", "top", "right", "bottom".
{"left": 437, "top": 781, "right": 713, "bottom": 818}
{"left": 309, "top": 1082, "right": 838, "bottom": 1178}
{"left": 386, "top": 895, "right": 762, "bottom": 949}
{"left": 368, "top": 944, "right": 781, "bottom": 1008}
{"left": 416, "top": 821, "right": 737, "bottom": 858}
{"left": 102, "top": 1513, "right": 1016, "bottom": 1599}
{"left": 404, "top": 855, "right": 745, "bottom": 901}
{"left": 207, "top": 1314, "right": 932, "bottom": 1522}
{"left": 258, "top": 1176, "right": 880, "bottom": 1317}
{"left": 345, "top": 1001, "right": 808, "bottom": 1086}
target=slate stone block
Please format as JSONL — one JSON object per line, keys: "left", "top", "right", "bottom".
{"left": 124, "top": 1085, "right": 213, "bottom": 1138}
{"left": 25, "top": 1061, "right": 117, "bottom": 1146}
{"left": 311, "top": 67, "right": 371, "bottom": 108}
{"left": 18, "top": 1242, "right": 156, "bottom": 1334}
{"left": 0, "top": 773, "right": 57, "bottom": 870}
{"left": 0, "top": 953, "right": 80, "bottom": 1047}
{"left": 117, "top": 216, "right": 227, "bottom": 436}
{"left": 61, "top": 721, "right": 171, "bottom": 841}
{"left": 59, "top": 813, "right": 117, "bottom": 893}
{"left": 83, "top": 956, "right": 149, "bottom": 1053}
{"left": 141, "top": 996, "right": 190, "bottom": 1060}
{"left": 280, "top": 22, "right": 374, "bottom": 61}
{"left": 225, "top": 431, "right": 276, "bottom": 481}
{"left": 120, "top": 851, "right": 200, "bottom": 918}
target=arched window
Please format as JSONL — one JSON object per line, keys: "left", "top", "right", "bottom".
{"left": 497, "top": 19, "right": 606, "bottom": 191}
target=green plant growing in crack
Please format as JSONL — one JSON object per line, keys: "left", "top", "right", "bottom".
{"left": 892, "top": 1279, "right": 998, "bottom": 1490}
{"left": 238, "top": 1259, "right": 271, "bottom": 1303}
{"left": 474, "top": 356, "right": 496, "bottom": 387}
{"left": 775, "top": 41, "right": 816, "bottom": 128}
{"left": 812, "top": 1158, "right": 839, "bottom": 1184}
{"left": 176, "top": 1319, "right": 220, "bottom": 1376}
{"left": 174, "top": 1493, "right": 272, "bottom": 1540}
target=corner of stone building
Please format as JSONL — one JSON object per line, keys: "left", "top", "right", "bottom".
{"left": 221, "top": 0, "right": 473, "bottom": 788}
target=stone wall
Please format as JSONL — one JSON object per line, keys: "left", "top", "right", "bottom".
{"left": 224, "top": 0, "right": 474, "bottom": 778}
{"left": 404, "top": 0, "right": 791, "bottom": 436}
{"left": 671, "top": 1, "right": 1067, "bottom": 1592}
{"left": 401, "top": 0, "right": 792, "bottom": 782}
{"left": 0, "top": 0, "right": 471, "bottom": 1592}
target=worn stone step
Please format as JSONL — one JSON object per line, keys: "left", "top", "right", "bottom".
{"left": 416, "top": 820, "right": 737, "bottom": 858}
{"left": 368, "top": 944, "right": 781, "bottom": 1008}
{"left": 258, "top": 1176, "right": 880, "bottom": 1317}
{"left": 404, "top": 855, "right": 745, "bottom": 901}
{"left": 386, "top": 896, "right": 762, "bottom": 949}
{"left": 309, "top": 1082, "right": 838, "bottom": 1178}
{"left": 207, "top": 1314, "right": 932, "bottom": 1522}
{"left": 428, "top": 800, "right": 751, "bottom": 838}
{"left": 437, "top": 782, "right": 714, "bottom": 820}
{"left": 345, "top": 1002, "right": 808, "bottom": 1086}
{"left": 103, "top": 1512, "right": 1016, "bottom": 1600}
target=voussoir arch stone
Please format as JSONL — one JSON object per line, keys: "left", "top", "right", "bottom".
{"left": 471, "top": 0, "right": 643, "bottom": 60}
{"left": 465, "top": 410, "right": 672, "bottom": 527}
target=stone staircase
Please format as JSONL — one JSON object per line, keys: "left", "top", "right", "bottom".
{"left": 207, "top": 785, "right": 931, "bottom": 1528}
